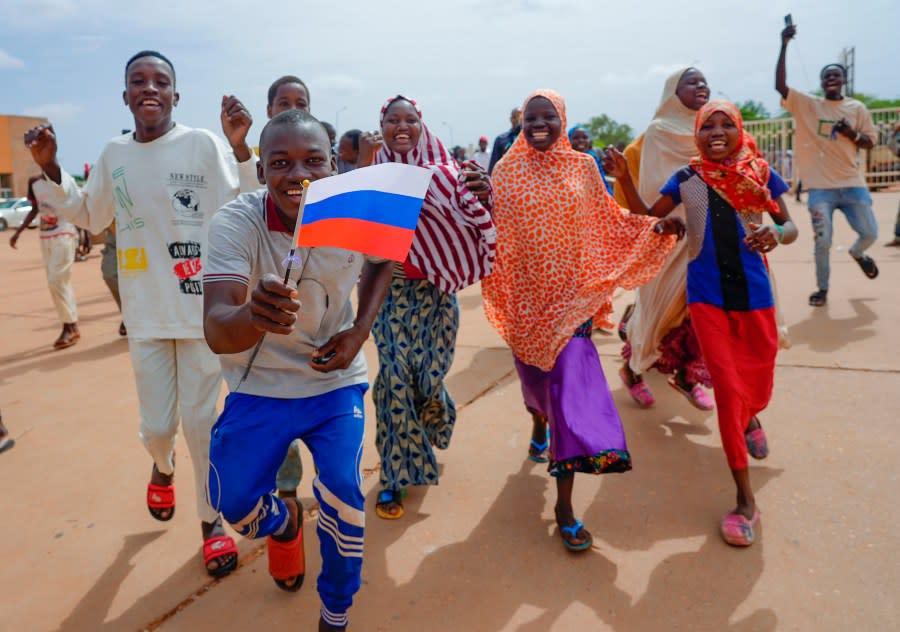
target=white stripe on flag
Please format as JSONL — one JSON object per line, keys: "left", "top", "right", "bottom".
{"left": 305, "top": 163, "right": 433, "bottom": 205}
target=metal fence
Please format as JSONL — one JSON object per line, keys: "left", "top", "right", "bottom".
{"left": 744, "top": 107, "right": 900, "bottom": 190}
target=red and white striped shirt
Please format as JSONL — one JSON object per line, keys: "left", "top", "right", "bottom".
{"left": 375, "top": 96, "right": 495, "bottom": 294}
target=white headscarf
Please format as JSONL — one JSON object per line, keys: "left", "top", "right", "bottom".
{"left": 627, "top": 67, "right": 702, "bottom": 374}
{"left": 637, "top": 67, "right": 699, "bottom": 203}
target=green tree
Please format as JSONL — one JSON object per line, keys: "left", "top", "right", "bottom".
{"left": 848, "top": 93, "right": 900, "bottom": 109}
{"left": 580, "top": 114, "right": 633, "bottom": 148}
{"left": 737, "top": 99, "right": 771, "bottom": 121}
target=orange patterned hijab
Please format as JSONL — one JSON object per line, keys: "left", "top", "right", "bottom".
{"left": 690, "top": 100, "right": 779, "bottom": 216}
{"left": 482, "top": 89, "right": 677, "bottom": 371}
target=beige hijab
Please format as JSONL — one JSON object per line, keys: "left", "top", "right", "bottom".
{"left": 637, "top": 67, "right": 699, "bottom": 202}
{"left": 626, "top": 67, "right": 700, "bottom": 374}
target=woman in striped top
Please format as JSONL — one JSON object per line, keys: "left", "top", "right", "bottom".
{"left": 358, "top": 95, "right": 496, "bottom": 520}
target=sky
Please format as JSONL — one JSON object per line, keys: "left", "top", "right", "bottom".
{"left": 2, "top": 0, "right": 898, "bottom": 173}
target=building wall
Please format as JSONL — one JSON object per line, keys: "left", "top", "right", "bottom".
{"left": 0, "top": 114, "right": 49, "bottom": 197}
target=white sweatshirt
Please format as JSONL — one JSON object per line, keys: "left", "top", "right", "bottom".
{"left": 44, "top": 124, "right": 260, "bottom": 339}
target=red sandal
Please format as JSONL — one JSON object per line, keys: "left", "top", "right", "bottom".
{"left": 203, "top": 534, "right": 238, "bottom": 578}
{"left": 146, "top": 483, "right": 175, "bottom": 522}
{"left": 267, "top": 501, "right": 305, "bottom": 592}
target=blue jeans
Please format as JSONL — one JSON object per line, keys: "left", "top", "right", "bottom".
{"left": 808, "top": 187, "right": 878, "bottom": 290}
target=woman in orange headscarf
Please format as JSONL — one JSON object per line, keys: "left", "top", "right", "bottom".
{"left": 482, "top": 89, "right": 684, "bottom": 552}
{"left": 605, "top": 100, "right": 798, "bottom": 548}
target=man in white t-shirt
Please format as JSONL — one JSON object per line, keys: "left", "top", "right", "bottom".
{"left": 26, "top": 50, "right": 259, "bottom": 578}
{"left": 472, "top": 135, "right": 490, "bottom": 171}
{"left": 9, "top": 175, "right": 80, "bottom": 349}
{"left": 776, "top": 22, "right": 879, "bottom": 307}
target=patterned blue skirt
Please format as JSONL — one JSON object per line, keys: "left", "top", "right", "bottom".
{"left": 372, "top": 277, "right": 459, "bottom": 491}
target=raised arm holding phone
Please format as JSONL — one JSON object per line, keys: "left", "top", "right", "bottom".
{"left": 775, "top": 17, "right": 880, "bottom": 307}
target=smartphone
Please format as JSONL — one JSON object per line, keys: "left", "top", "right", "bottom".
{"left": 312, "top": 351, "right": 337, "bottom": 365}
{"left": 784, "top": 14, "right": 793, "bottom": 26}
{"left": 23, "top": 127, "right": 40, "bottom": 146}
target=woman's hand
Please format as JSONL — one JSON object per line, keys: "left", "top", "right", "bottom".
{"left": 357, "top": 131, "right": 384, "bottom": 167}
{"left": 460, "top": 160, "right": 491, "bottom": 201}
{"left": 744, "top": 222, "right": 781, "bottom": 253}
{"left": 654, "top": 216, "right": 686, "bottom": 240}
{"left": 602, "top": 147, "right": 629, "bottom": 180}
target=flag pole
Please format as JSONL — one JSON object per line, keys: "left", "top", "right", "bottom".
{"left": 235, "top": 179, "right": 311, "bottom": 391}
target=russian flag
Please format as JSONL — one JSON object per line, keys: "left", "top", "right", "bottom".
{"left": 293, "top": 163, "right": 433, "bottom": 262}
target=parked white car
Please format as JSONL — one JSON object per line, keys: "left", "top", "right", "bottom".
{"left": 0, "top": 197, "right": 35, "bottom": 231}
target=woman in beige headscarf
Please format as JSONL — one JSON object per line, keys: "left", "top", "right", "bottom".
{"left": 618, "top": 67, "right": 715, "bottom": 410}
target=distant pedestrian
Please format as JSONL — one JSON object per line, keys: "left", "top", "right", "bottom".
{"left": 488, "top": 107, "right": 522, "bottom": 173}
{"left": 472, "top": 135, "right": 490, "bottom": 171}
{"left": 568, "top": 125, "right": 612, "bottom": 193}
{"left": 337, "top": 129, "right": 362, "bottom": 173}
{"left": 9, "top": 175, "right": 81, "bottom": 350}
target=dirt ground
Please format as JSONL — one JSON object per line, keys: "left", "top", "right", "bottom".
{"left": 1, "top": 192, "right": 898, "bottom": 631}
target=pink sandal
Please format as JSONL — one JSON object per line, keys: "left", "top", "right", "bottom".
{"left": 720, "top": 509, "right": 760, "bottom": 547}
{"left": 666, "top": 376, "right": 715, "bottom": 411}
{"left": 619, "top": 367, "right": 654, "bottom": 407}
{"left": 745, "top": 419, "right": 769, "bottom": 459}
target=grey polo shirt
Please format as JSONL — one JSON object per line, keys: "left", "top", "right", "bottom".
{"left": 205, "top": 190, "right": 382, "bottom": 399}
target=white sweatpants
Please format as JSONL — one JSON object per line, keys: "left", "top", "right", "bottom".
{"left": 40, "top": 234, "right": 77, "bottom": 324}
{"left": 129, "top": 338, "right": 222, "bottom": 523}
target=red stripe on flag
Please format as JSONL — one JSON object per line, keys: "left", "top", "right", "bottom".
{"left": 298, "top": 219, "right": 416, "bottom": 262}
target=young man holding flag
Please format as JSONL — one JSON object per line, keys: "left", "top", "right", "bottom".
{"left": 203, "top": 110, "right": 427, "bottom": 631}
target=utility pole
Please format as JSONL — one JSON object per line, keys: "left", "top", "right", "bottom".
{"left": 840, "top": 46, "right": 855, "bottom": 95}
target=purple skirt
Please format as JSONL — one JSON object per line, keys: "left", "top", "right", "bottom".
{"left": 515, "top": 336, "right": 632, "bottom": 476}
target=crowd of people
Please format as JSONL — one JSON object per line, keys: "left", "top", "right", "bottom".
{"left": 6, "top": 20, "right": 890, "bottom": 631}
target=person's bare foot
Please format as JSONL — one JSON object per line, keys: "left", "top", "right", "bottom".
{"left": 201, "top": 517, "right": 238, "bottom": 575}
{"left": 148, "top": 462, "right": 174, "bottom": 520}
{"left": 554, "top": 504, "right": 591, "bottom": 550}
{"left": 53, "top": 323, "right": 80, "bottom": 350}
{"left": 528, "top": 413, "right": 549, "bottom": 461}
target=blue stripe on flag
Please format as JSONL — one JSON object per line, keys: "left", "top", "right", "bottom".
{"left": 301, "top": 189, "right": 423, "bottom": 230}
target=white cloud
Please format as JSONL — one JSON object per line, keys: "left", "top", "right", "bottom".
{"left": 0, "top": 49, "right": 25, "bottom": 69}
{"left": 23, "top": 103, "right": 83, "bottom": 122}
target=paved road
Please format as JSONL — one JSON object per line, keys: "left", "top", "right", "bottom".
{"left": 1, "top": 192, "right": 897, "bottom": 631}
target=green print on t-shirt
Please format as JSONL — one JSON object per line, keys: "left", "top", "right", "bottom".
{"left": 113, "top": 166, "right": 145, "bottom": 232}
{"left": 816, "top": 119, "right": 837, "bottom": 139}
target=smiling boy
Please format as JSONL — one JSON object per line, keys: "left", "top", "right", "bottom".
{"left": 26, "top": 50, "right": 259, "bottom": 577}
{"left": 203, "top": 110, "right": 393, "bottom": 631}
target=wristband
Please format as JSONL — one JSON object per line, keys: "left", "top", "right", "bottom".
{"left": 773, "top": 224, "right": 785, "bottom": 243}
{"left": 853, "top": 130, "right": 861, "bottom": 142}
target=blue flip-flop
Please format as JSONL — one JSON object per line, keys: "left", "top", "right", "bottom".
{"left": 559, "top": 520, "right": 593, "bottom": 552}
{"left": 527, "top": 428, "right": 550, "bottom": 463}
{"left": 0, "top": 436, "right": 15, "bottom": 454}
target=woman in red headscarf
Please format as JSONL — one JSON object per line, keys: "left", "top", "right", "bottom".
{"left": 605, "top": 100, "right": 799, "bottom": 548}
